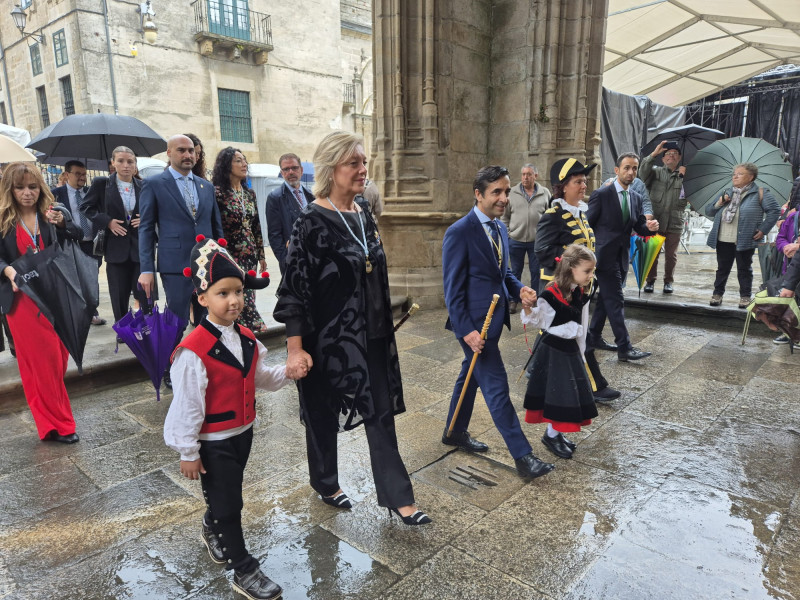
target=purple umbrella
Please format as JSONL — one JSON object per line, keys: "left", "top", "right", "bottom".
{"left": 113, "top": 302, "right": 186, "bottom": 400}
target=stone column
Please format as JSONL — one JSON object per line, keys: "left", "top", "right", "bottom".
{"left": 372, "top": 0, "right": 609, "bottom": 307}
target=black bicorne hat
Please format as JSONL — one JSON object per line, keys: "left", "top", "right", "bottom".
{"left": 550, "top": 158, "right": 597, "bottom": 187}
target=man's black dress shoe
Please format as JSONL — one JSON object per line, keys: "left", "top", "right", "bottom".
{"left": 663, "top": 282, "right": 674, "bottom": 294}
{"left": 201, "top": 517, "right": 226, "bottom": 564}
{"left": 50, "top": 432, "right": 79, "bottom": 444}
{"left": 618, "top": 347, "right": 651, "bottom": 362}
{"left": 591, "top": 337, "right": 618, "bottom": 352}
{"left": 442, "top": 429, "right": 489, "bottom": 453}
{"left": 593, "top": 386, "right": 621, "bottom": 402}
{"left": 643, "top": 282, "right": 655, "bottom": 293}
{"left": 514, "top": 452, "right": 555, "bottom": 479}
{"left": 541, "top": 434, "right": 573, "bottom": 459}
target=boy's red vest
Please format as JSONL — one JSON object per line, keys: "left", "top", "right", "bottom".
{"left": 172, "top": 322, "right": 258, "bottom": 434}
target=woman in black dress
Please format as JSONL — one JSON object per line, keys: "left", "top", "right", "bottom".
{"left": 211, "top": 147, "right": 267, "bottom": 331}
{"left": 274, "top": 131, "right": 430, "bottom": 526}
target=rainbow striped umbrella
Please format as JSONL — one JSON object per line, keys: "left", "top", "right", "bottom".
{"left": 629, "top": 234, "right": 666, "bottom": 295}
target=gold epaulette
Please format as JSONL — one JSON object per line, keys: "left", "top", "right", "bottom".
{"left": 544, "top": 207, "right": 558, "bottom": 214}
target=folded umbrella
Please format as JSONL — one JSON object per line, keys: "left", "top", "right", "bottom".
{"left": 10, "top": 236, "right": 99, "bottom": 373}
{"left": 742, "top": 290, "right": 800, "bottom": 351}
{"left": 629, "top": 234, "right": 666, "bottom": 296}
{"left": 113, "top": 302, "right": 187, "bottom": 401}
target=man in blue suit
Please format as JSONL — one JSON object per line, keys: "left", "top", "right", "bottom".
{"left": 138, "top": 135, "right": 223, "bottom": 379}
{"left": 442, "top": 165, "right": 554, "bottom": 480}
{"left": 266, "top": 153, "right": 314, "bottom": 276}
{"left": 587, "top": 152, "right": 659, "bottom": 361}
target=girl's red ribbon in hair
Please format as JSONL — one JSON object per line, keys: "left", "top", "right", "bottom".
{"left": 555, "top": 256, "right": 561, "bottom": 262}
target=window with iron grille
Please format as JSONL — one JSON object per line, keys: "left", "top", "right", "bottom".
{"left": 36, "top": 86, "right": 50, "bottom": 128}
{"left": 60, "top": 76, "right": 75, "bottom": 116}
{"left": 53, "top": 29, "right": 68, "bottom": 67}
{"left": 30, "top": 43, "right": 42, "bottom": 76}
{"left": 218, "top": 88, "right": 253, "bottom": 143}
{"left": 0, "top": 102, "right": 7, "bottom": 125}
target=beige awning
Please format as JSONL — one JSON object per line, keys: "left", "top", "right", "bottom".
{"left": 604, "top": 0, "right": 800, "bottom": 106}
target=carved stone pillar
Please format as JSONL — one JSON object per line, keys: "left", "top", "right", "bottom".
{"left": 372, "top": 0, "right": 609, "bottom": 307}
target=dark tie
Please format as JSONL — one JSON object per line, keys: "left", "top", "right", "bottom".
{"left": 75, "top": 189, "right": 92, "bottom": 239}
{"left": 489, "top": 220, "right": 500, "bottom": 246}
{"left": 181, "top": 176, "right": 196, "bottom": 218}
{"left": 621, "top": 190, "right": 630, "bottom": 223}
{"left": 293, "top": 187, "right": 305, "bottom": 208}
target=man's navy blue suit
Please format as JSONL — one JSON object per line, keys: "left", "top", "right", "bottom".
{"left": 586, "top": 182, "right": 651, "bottom": 351}
{"left": 443, "top": 208, "right": 533, "bottom": 460}
{"left": 138, "top": 168, "right": 222, "bottom": 325}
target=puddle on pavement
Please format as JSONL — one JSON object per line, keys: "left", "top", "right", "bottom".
{"left": 569, "top": 482, "right": 793, "bottom": 599}
{"left": 259, "top": 525, "right": 397, "bottom": 600}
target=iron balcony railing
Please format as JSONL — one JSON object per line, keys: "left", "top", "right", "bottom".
{"left": 192, "top": 0, "right": 273, "bottom": 48}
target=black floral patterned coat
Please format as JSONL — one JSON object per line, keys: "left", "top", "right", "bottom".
{"left": 273, "top": 203, "right": 404, "bottom": 431}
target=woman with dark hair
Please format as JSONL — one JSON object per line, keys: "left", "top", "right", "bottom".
{"left": 212, "top": 147, "right": 267, "bottom": 331}
{"left": 184, "top": 133, "right": 206, "bottom": 179}
{"left": 532, "top": 158, "right": 620, "bottom": 402}
{"left": 0, "top": 162, "right": 82, "bottom": 443}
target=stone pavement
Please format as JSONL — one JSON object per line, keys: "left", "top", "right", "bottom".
{"left": 1, "top": 245, "right": 799, "bottom": 599}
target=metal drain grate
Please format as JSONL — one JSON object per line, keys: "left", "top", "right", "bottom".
{"left": 448, "top": 465, "right": 500, "bottom": 489}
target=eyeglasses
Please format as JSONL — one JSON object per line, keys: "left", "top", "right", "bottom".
{"left": 664, "top": 151, "right": 680, "bottom": 157}
{"left": 281, "top": 165, "right": 301, "bottom": 172}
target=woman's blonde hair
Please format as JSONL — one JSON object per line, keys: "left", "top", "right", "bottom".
{"left": 312, "top": 131, "right": 365, "bottom": 199}
{"left": 550, "top": 244, "right": 596, "bottom": 293}
{"left": 0, "top": 162, "right": 54, "bottom": 236}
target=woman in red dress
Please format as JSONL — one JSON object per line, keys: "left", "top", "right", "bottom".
{"left": 0, "top": 162, "right": 83, "bottom": 443}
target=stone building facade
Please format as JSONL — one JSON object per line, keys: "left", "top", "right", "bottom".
{"left": 373, "top": 0, "right": 608, "bottom": 307}
{"left": 0, "top": 0, "right": 373, "bottom": 164}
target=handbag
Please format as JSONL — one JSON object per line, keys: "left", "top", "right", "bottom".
{"left": 92, "top": 229, "right": 105, "bottom": 257}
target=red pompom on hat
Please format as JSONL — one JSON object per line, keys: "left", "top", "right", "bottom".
{"left": 261, "top": 271, "right": 269, "bottom": 278}
{"left": 195, "top": 234, "right": 205, "bottom": 242}
{"left": 183, "top": 267, "right": 192, "bottom": 277}
{"left": 247, "top": 269, "right": 256, "bottom": 276}
{"left": 217, "top": 238, "right": 228, "bottom": 248}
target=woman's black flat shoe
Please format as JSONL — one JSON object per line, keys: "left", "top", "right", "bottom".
{"left": 388, "top": 507, "right": 432, "bottom": 526}
{"left": 50, "top": 432, "right": 79, "bottom": 444}
{"left": 321, "top": 492, "right": 352, "bottom": 509}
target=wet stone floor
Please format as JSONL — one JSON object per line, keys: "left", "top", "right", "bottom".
{"left": 1, "top": 308, "right": 799, "bottom": 600}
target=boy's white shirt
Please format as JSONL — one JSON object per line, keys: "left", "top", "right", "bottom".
{"left": 164, "top": 318, "right": 289, "bottom": 461}
{"left": 520, "top": 286, "right": 590, "bottom": 354}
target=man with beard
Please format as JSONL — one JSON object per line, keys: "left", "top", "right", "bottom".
{"left": 586, "top": 153, "right": 659, "bottom": 362}
{"left": 138, "top": 134, "right": 223, "bottom": 385}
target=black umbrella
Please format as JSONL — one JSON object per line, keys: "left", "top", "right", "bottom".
{"left": 10, "top": 225, "right": 99, "bottom": 373}
{"left": 641, "top": 124, "right": 725, "bottom": 167}
{"left": 27, "top": 114, "right": 167, "bottom": 161}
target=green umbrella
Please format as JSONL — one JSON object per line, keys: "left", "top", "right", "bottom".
{"left": 683, "top": 137, "right": 793, "bottom": 213}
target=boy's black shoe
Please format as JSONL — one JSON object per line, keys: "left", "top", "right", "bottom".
{"left": 233, "top": 568, "right": 283, "bottom": 600}
{"left": 201, "top": 517, "right": 225, "bottom": 565}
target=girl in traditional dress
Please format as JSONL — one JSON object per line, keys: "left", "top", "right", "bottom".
{"left": 0, "top": 162, "right": 82, "bottom": 443}
{"left": 521, "top": 244, "right": 599, "bottom": 460}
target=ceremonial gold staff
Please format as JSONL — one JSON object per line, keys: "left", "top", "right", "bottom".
{"left": 393, "top": 303, "right": 420, "bottom": 332}
{"left": 445, "top": 294, "right": 499, "bottom": 438}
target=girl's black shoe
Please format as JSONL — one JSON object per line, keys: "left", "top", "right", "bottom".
{"left": 321, "top": 492, "right": 352, "bottom": 509}
{"left": 557, "top": 432, "right": 576, "bottom": 450}
{"left": 388, "top": 507, "right": 432, "bottom": 526}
